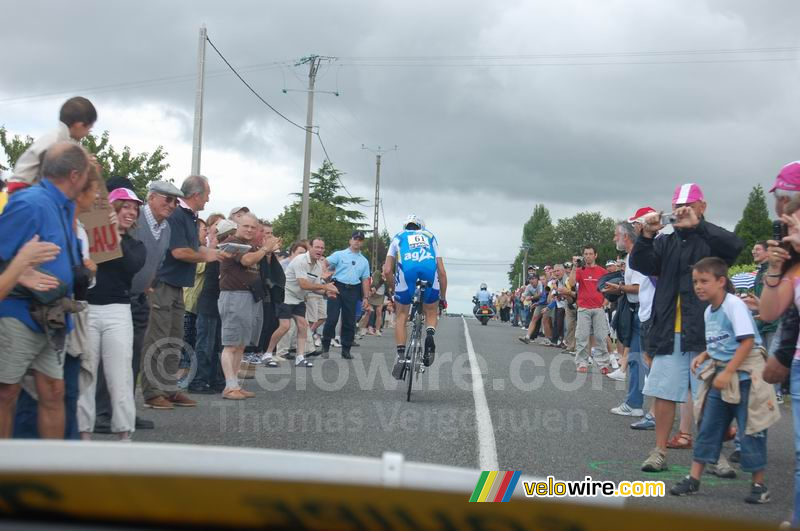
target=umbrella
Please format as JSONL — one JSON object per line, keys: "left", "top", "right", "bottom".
{"left": 730, "top": 272, "right": 756, "bottom": 291}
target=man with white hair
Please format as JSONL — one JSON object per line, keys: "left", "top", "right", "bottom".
{"left": 140, "top": 175, "right": 225, "bottom": 410}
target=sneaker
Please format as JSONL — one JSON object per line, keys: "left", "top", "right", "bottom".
{"left": 708, "top": 454, "right": 736, "bottom": 479}
{"left": 167, "top": 392, "right": 197, "bottom": 407}
{"left": 641, "top": 448, "right": 668, "bottom": 472}
{"left": 332, "top": 337, "right": 342, "bottom": 348}
{"left": 744, "top": 483, "right": 771, "bottom": 504}
{"left": 177, "top": 375, "right": 189, "bottom": 390}
{"left": 423, "top": 333, "right": 436, "bottom": 367}
{"left": 600, "top": 366, "right": 610, "bottom": 376}
{"left": 296, "top": 359, "right": 314, "bottom": 368}
{"left": 576, "top": 366, "right": 588, "bottom": 373}
{"left": 144, "top": 396, "right": 174, "bottom": 410}
{"left": 518, "top": 336, "right": 531, "bottom": 345}
{"left": 611, "top": 403, "right": 644, "bottom": 417}
{"left": 313, "top": 334, "right": 322, "bottom": 348}
{"left": 376, "top": 330, "right": 383, "bottom": 337}
{"left": 606, "top": 368, "right": 626, "bottom": 381}
{"left": 729, "top": 449, "right": 741, "bottom": 463}
{"left": 670, "top": 476, "right": 700, "bottom": 496}
{"left": 631, "top": 413, "right": 656, "bottom": 430}
{"left": 777, "top": 394, "right": 785, "bottom": 405}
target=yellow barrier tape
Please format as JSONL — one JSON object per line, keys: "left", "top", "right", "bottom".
{"left": 0, "top": 473, "right": 775, "bottom": 530}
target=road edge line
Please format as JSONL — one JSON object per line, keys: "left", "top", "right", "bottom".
{"left": 461, "top": 316, "right": 499, "bottom": 471}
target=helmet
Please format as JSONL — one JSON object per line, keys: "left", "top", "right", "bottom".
{"left": 403, "top": 213, "right": 425, "bottom": 230}
{"left": 480, "top": 283, "right": 487, "bottom": 290}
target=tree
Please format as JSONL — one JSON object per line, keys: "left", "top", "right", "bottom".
{"left": 733, "top": 185, "right": 772, "bottom": 265}
{"left": 508, "top": 204, "right": 556, "bottom": 286}
{"left": 272, "top": 199, "right": 358, "bottom": 252}
{"left": 293, "top": 160, "right": 367, "bottom": 225}
{"left": 554, "top": 212, "right": 617, "bottom": 264}
{"left": 0, "top": 126, "right": 168, "bottom": 199}
{"left": 0, "top": 127, "right": 34, "bottom": 173}
{"left": 82, "top": 131, "right": 169, "bottom": 199}
{"left": 363, "top": 229, "right": 392, "bottom": 269}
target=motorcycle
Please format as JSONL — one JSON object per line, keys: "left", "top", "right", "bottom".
{"left": 472, "top": 296, "right": 495, "bottom": 326}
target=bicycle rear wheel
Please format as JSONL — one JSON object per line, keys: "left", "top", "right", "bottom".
{"left": 406, "top": 336, "right": 416, "bottom": 402}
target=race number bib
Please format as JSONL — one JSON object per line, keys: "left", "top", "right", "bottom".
{"left": 407, "top": 234, "right": 429, "bottom": 249}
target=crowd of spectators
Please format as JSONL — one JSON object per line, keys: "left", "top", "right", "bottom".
{"left": 496, "top": 168, "right": 800, "bottom": 516}
{"left": 0, "top": 97, "right": 398, "bottom": 441}
{"left": 3, "top": 97, "right": 800, "bottom": 522}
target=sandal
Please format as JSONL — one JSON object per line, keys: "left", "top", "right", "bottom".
{"left": 666, "top": 431, "right": 693, "bottom": 449}
{"left": 295, "top": 359, "right": 313, "bottom": 368}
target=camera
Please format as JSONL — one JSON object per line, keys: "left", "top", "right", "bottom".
{"left": 575, "top": 257, "right": 585, "bottom": 268}
{"left": 660, "top": 213, "right": 677, "bottom": 225}
{"left": 773, "top": 219, "right": 786, "bottom": 244}
{"left": 72, "top": 264, "right": 92, "bottom": 301}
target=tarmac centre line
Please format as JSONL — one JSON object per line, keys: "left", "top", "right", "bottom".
{"left": 461, "top": 316, "right": 499, "bottom": 471}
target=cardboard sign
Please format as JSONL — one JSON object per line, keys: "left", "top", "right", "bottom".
{"left": 77, "top": 178, "right": 122, "bottom": 264}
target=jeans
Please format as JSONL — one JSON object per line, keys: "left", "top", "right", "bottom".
{"left": 13, "top": 354, "right": 81, "bottom": 439}
{"left": 625, "top": 314, "right": 645, "bottom": 409}
{"left": 181, "top": 312, "right": 197, "bottom": 369}
{"left": 791, "top": 358, "right": 800, "bottom": 527}
{"left": 694, "top": 379, "right": 767, "bottom": 473}
{"left": 190, "top": 313, "right": 224, "bottom": 390}
{"left": 551, "top": 308, "right": 565, "bottom": 344}
{"left": 324, "top": 282, "right": 360, "bottom": 350}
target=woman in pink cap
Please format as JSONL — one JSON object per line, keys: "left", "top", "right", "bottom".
{"left": 77, "top": 188, "right": 147, "bottom": 441}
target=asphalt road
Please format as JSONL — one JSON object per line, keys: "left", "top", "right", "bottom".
{"left": 128, "top": 316, "right": 794, "bottom": 525}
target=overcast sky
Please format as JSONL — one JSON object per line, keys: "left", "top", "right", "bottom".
{"left": 1, "top": 0, "right": 798, "bottom": 313}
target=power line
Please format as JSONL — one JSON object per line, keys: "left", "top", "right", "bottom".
{"left": 338, "top": 45, "right": 800, "bottom": 61}
{"left": 0, "top": 61, "right": 288, "bottom": 106}
{"left": 315, "top": 131, "right": 357, "bottom": 201}
{"left": 205, "top": 35, "right": 308, "bottom": 131}
{"left": 338, "top": 57, "right": 796, "bottom": 68}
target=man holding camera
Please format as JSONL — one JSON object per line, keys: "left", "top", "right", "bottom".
{"left": 631, "top": 183, "right": 742, "bottom": 472}
{"left": 569, "top": 245, "right": 612, "bottom": 373}
{"left": 0, "top": 142, "right": 89, "bottom": 438}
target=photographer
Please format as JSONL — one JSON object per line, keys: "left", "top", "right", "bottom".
{"left": 569, "top": 245, "right": 612, "bottom": 373}
{"left": 0, "top": 142, "right": 90, "bottom": 438}
{"left": 631, "top": 183, "right": 742, "bottom": 473}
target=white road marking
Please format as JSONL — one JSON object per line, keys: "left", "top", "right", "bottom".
{"left": 461, "top": 316, "right": 499, "bottom": 470}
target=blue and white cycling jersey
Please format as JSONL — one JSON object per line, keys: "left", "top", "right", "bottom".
{"left": 387, "top": 229, "right": 441, "bottom": 305}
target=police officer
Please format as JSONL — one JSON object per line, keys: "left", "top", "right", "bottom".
{"left": 321, "top": 231, "right": 371, "bottom": 359}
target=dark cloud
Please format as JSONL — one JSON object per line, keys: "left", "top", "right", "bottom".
{"left": 2, "top": 0, "right": 798, "bottom": 229}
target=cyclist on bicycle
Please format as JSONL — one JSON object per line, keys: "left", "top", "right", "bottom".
{"left": 383, "top": 214, "right": 447, "bottom": 380}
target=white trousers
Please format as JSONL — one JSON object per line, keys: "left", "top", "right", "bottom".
{"left": 77, "top": 304, "right": 135, "bottom": 434}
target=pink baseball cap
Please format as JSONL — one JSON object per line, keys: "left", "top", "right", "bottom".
{"left": 108, "top": 187, "right": 143, "bottom": 204}
{"left": 627, "top": 206, "right": 656, "bottom": 223}
{"left": 672, "top": 183, "right": 704, "bottom": 206}
{"left": 769, "top": 161, "right": 800, "bottom": 193}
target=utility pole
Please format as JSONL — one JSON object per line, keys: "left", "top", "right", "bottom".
{"left": 293, "top": 55, "right": 338, "bottom": 240}
{"left": 362, "top": 145, "right": 397, "bottom": 270}
{"left": 521, "top": 244, "right": 532, "bottom": 284}
{"left": 191, "top": 24, "right": 207, "bottom": 176}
